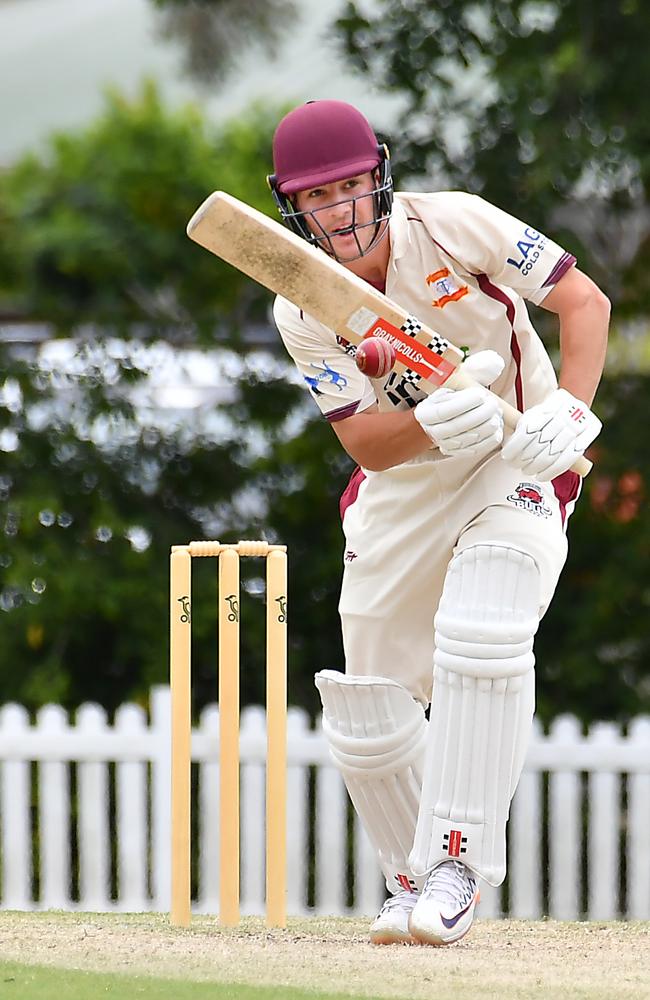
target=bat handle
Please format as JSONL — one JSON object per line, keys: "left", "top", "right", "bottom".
{"left": 446, "top": 369, "right": 593, "bottom": 478}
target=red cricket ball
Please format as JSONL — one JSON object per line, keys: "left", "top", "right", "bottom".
{"left": 355, "top": 338, "right": 397, "bottom": 379}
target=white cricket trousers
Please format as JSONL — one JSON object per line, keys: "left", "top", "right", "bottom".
{"left": 338, "top": 449, "right": 580, "bottom": 705}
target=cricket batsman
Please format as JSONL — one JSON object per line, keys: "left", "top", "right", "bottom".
{"left": 268, "top": 100, "right": 609, "bottom": 945}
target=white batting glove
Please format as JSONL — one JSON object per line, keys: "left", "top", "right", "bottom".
{"left": 414, "top": 350, "right": 505, "bottom": 457}
{"left": 501, "top": 388, "right": 601, "bottom": 480}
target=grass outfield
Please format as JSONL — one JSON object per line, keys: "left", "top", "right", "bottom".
{"left": 0, "top": 913, "right": 648, "bottom": 1000}
{"left": 0, "top": 963, "right": 368, "bottom": 1000}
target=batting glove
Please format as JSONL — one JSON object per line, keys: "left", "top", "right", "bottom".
{"left": 501, "top": 388, "right": 601, "bottom": 481}
{"left": 414, "top": 350, "right": 505, "bottom": 457}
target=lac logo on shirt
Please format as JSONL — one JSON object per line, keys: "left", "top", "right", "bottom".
{"left": 507, "top": 482, "right": 552, "bottom": 518}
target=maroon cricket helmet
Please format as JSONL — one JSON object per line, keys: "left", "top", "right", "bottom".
{"left": 267, "top": 100, "right": 393, "bottom": 262}
{"left": 271, "top": 100, "right": 383, "bottom": 194}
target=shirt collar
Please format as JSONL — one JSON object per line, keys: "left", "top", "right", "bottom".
{"left": 388, "top": 195, "right": 411, "bottom": 269}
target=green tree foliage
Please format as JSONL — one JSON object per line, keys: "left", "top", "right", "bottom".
{"left": 0, "top": 82, "right": 275, "bottom": 335}
{"left": 0, "top": 86, "right": 351, "bottom": 716}
{"left": 534, "top": 373, "right": 650, "bottom": 721}
{"left": 150, "top": 0, "right": 297, "bottom": 85}
{"left": 337, "top": 0, "right": 650, "bottom": 313}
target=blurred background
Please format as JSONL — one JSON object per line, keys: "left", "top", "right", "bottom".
{"left": 1, "top": 0, "right": 649, "bottom": 727}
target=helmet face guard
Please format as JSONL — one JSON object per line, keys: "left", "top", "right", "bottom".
{"left": 268, "top": 146, "right": 393, "bottom": 263}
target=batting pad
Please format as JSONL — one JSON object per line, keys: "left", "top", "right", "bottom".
{"left": 409, "top": 544, "right": 540, "bottom": 886}
{"left": 315, "top": 670, "right": 428, "bottom": 894}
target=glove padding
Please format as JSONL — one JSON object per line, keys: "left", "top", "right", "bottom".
{"left": 501, "top": 387, "right": 601, "bottom": 481}
{"left": 414, "top": 350, "right": 505, "bottom": 457}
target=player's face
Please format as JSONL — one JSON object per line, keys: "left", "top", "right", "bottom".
{"left": 293, "top": 173, "right": 380, "bottom": 257}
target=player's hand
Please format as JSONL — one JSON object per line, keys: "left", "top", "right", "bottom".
{"left": 501, "top": 388, "right": 601, "bottom": 480}
{"left": 414, "top": 350, "right": 505, "bottom": 457}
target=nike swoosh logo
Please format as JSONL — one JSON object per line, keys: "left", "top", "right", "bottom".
{"left": 440, "top": 893, "right": 477, "bottom": 930}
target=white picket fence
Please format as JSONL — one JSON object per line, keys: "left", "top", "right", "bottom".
{"left": 0, "top": 685, "right": 648, "bottom": 920}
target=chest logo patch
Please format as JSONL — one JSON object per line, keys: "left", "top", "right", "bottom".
{"left": 426, "top": 268, "right": 469, "bottom": 308}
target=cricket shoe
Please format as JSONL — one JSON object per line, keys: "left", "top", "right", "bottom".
{"left": 408, "top": 860, "right": 479, "bottom": 946}
{"left": 370, "top": 889, "right": 419, "bottom": 945}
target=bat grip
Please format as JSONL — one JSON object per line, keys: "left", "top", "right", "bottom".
{"left": 446, "top": 369, "right": 593, "bottom": 478}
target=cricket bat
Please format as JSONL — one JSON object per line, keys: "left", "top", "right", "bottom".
{"left": 186, "top": 191, "right": 591, "bottom": 477}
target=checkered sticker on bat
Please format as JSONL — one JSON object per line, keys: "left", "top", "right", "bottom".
{"left": 401, "top": 316, "right": 423, "bottom": 338}
{"left": 400, "top": 369, "right": 422, "bottom": 386}
{"left": 427, "top": 334, "right": 452, "bottom": 356}
{"left": 399, "top": 318, "right": 451, "bottom": 358}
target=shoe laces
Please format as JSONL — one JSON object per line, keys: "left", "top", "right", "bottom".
{"left": 379, "top": 889, "right": 419, "bottom": 914}
{"left": 422, "top": 860, "right": 477, "bottom": 907}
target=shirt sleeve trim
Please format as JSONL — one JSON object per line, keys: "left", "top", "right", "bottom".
{"left": 542, "top": 252, "right": 577, "bottom": 288}
{"left": 527, "top": 253, "right": 577, "bottom": 305}
{"left": 325, "top": 400, "right": 363, "bottom": 423}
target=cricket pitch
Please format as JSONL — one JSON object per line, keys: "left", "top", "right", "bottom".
{"left": 0, "top": 912, "right": 647, "bottom": 1000}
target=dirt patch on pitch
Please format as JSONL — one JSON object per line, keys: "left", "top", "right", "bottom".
{"left": 0, "top": 913, "right": 647, "bottom": 1000}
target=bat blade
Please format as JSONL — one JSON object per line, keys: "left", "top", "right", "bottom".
{"left": 187, "top": 191, "right": 464, "bottom": 388}
{"left": 187, "top": 191, "right": 591, "bottom": 476}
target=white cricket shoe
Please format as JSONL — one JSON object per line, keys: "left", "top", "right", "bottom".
{"left": 408, "top": 860, "right": 479, "bottom": 946}
{"left": 370, "top": 889, "right": 419, "bottom": 945}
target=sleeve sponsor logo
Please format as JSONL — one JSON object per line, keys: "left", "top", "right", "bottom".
{"left": 506, "top": 227, "right": 547, "bottom": 276}
{"left": 304, "top": 360, "right": 348, "bottom": 396}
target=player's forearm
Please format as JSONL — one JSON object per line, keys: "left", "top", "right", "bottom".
{"left": 332, "top": 408, "right": 432, "bottom": 471}
{"left": 542, "top": 268, "right": 610, "bottom": 406}
{"left": 558, "top": 292, "right": 610, "bottom": 405}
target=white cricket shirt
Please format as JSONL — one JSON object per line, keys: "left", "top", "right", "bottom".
{"left": 272, "top": 190, "right": 576, "bottom": 424}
